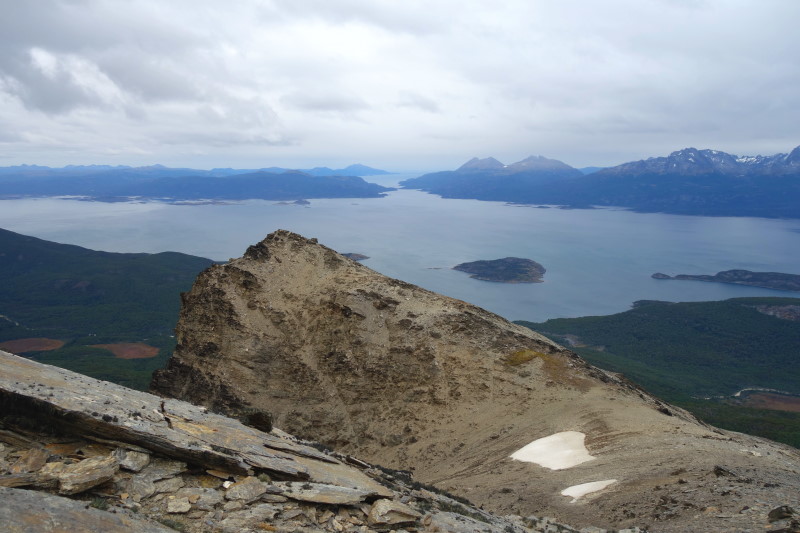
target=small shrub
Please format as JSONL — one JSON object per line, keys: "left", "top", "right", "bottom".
{"left": 157, "top": 517, "right": 187, "bottom": 532}
{"left": 89, "top": 497, "right": 109, "bottom": 511}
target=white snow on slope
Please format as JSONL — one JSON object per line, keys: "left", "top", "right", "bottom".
{"left": 561, "top": 479, "right": 617, "bottom": 502}
{"left": 509, "top": 431, "right": 594, "bottom": 470}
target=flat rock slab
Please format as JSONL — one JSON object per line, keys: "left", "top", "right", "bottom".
{"left": 0, "top": 350, "right": 387, "bottom": 497}
{"left": 368, "top": 498, "right": 422, "bottom": 525}
{"left": 275, "top": 481, "right": 377, "bottom": 505}
{"left": 113, "top": 448, "right": 151, "bottom": 472}
{"left": 0, "top": 486, "right": 175, "bottom": 533}
{"left": 57, "top": 455, "right": 119, "bottom": 495}
{"left": 225, "top": 476, "right": 268, "bottom": 502}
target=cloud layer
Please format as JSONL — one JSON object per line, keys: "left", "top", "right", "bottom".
{"left": 1, "top": 0, "right": 798, "bottom": 170}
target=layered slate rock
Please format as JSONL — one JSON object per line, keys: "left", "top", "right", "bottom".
{"left": 0, "top": 486, "right": 175, "bottom": 533}
{"left": 153, "top": 230, "right": 800, "bottom": 532}
{"left": 1, "top": 350, "right": 581, "bottom": 533}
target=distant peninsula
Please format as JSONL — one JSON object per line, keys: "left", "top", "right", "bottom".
{"left": 652, "top": 269, "right": 800, "bottom": 292}
{"left": 453, "top": 257, "right": 545, "bottom": 283}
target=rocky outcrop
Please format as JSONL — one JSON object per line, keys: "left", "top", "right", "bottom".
{"left": 152, "top": 230, "right": 800, "bottom": 532}
{"left": 1, "top": 350, "right": 598, "bottom": 533}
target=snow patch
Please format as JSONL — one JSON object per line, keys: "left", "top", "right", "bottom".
{"left": 561, "top": 479, "right": 617, "bottom": 502}
{"left": 509, "top": 431, "right": 594, "bottom": 470}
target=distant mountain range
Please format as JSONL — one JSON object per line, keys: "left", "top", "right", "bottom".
{"left": 0, "top": 163, "right": 392, "bottom": 202}
{"left": 0, "top": 162, "right": 390, "bottom": 178}
{"left": 401, "top": 146, "right": 800, "bottom": 218}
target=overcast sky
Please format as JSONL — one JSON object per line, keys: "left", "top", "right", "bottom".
{"left": 1, "top": 0, "right": 798, "bottom": 171}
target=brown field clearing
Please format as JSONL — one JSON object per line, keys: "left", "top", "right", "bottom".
{"left": 90, "top": 343, "right": 159, "bottom": 359}
{"left": 0, "top": 338, "right": 65, "bottom": 353}
{"left": 742, "top": 392, "right": 800, "bottom": 413}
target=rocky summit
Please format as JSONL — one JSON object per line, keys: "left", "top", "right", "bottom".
{"left": 152, "top": 230, "right": 800, "bottom": 532}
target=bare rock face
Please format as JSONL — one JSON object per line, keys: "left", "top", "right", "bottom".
{"left": 152, "top": 230, "right": 800, "bottom": 532}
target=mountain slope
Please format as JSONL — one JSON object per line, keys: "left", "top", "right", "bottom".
{"left": 152, "top": 230, "right": 800, "bottom": 532}
{"left": 0, "top": 227, "right": 213, "bottom": 337}
{"left": 0, "top": 227, "right": 214, "bottom": 389}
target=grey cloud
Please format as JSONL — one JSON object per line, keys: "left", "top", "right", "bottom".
{"left": 99, "top": 53, "right": 201, "bottom": 103}
{"left": 1, "top": 0, "right": 799, "bottom": 170}
{"left": 396, "top": 92, "right": 440, "bottom": 113}
{"left": 281, "top": 91, "right": 369, "bottom": 114}
{"left": 259, "top": 0, "right": 451, "bottom": 35}
{"left": 0, "top": 51, "right": 100, "bottom": 113}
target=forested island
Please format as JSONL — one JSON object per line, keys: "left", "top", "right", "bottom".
{"left": 453, "top": 257, "right": 545, "bottom": 283}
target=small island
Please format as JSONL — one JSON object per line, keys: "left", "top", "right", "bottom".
{"left": 454, "top": 257, "right": 546, "bottom": 283}
{"left": 343, "top": 253, "right": 370, "bottom": 261}
{"left": 652, "top": 269, "right": 800, "bottom": 292}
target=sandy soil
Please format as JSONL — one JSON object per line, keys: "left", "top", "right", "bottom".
{"left": 90, "top": 343, "right": 159, "bottom": 359}
{"left": 0, "top": 338, "right": 65, "bottom": 353}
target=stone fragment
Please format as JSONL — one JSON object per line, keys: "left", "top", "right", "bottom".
{"left": 167, "top": 497, "right": 192, "bottom": 514}
{"left": 225, "top": 475, "right": 268, "bottom": 502}
{"left": 207, "top": 469, "right": 235, "bottom": 479}
{"left": 218, "top": 504, "right": 280, "bottom": 533}
{"left": 113, "top": 448, "right": 150, "bottom": 472}
{"left": 176, "top": 487, "right": 225, "bottom": 510}
{"left": 129, "top": 458, "right": 186, "bottom": 501}
{"left": 427, "top": 511, "right": 502, "bottom": 533}
{"left": 282, "top": 509, "right": 305, "bottom": 520}
{"left": 768, "top": 505, "right": 796, "bottom": 522}
{"left": 10, "top": 448, "right": 50, "bottom": 473}
{"left": 37, "top": 461, "right": 67, "bottom": 481}
{"left": 154, "top": 476, "right": 185, "bottom": 494}
{"left": 367, "top": 499, "right": 422, "bottom": 526}
{"left": 223, "top": 500, "right": 244, "bottom": 511}
{"left": 0, "top": 473, "right": 41, "bottom": 488}
{"left": 57, "top": 455, "right": 119, "bottom": 495}
{"left": 261, "top": 494, "right": 288, "bottom": 503}
{"left": 276, "top": 481, "right": 375, "bottom": 505}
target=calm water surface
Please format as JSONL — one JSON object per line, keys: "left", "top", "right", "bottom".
{"left": 2, "top": 178, "right": 799, "bottom": 322}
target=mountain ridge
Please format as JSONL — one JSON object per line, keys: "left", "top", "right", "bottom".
{"left": 401, "top": 145, "right": 800, "bottom": 218}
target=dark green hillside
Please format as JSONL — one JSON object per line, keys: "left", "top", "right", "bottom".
{"left": 517, "top": 297, "right": 800, "bottom": 448}
{"left": 0, "top": 227, "right": 214, "bottom": 389}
